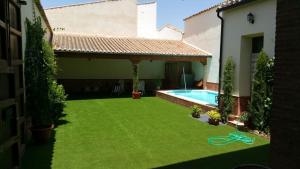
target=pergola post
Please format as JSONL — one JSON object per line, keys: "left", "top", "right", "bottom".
{"left": 130, "top": 58, "right": 141, "bottom": 99}
{"left": 202, "top": 61, "right": 208, "bottom": 89}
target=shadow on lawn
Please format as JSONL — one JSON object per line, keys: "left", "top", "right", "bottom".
{"left": 21, "top": 131, "right": 56, "bottom": 169}
{"left": 154, "top": 144, "right": 270, "bottom": 169}
{"left": 21, "top": 119, "right": 70, "bottom": 169}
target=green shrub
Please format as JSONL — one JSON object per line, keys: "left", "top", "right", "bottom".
{"left": 191, "top": 105, "right": 204, "bottom": 118}
{"left": 249, "top": 51, "right": 274, "bottom": 133}
{"left": 25, "top": 17, "right": 67, "bottom": 126}
{"left": 42, "top": 40, "right": 67, "bottom": 122}
{"left": 239, "top": 111, "right": 250, "bottom": 122}
{"left": 207, "top": 110, "right": 221, "bottom": 121}
{"left": 191, "top": 105, "right": 203, "bottom": 114}
{"left": 221, "top": 56, "right": 235, "bottom": 122}
{"left": 49, "top": 81, "right": 67, "bottom": 122}
{"left": 25, "top": 17, "right": 52, "bottom": 126}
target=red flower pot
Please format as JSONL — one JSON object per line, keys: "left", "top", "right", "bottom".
{"left": 132, "top": 91, "right": 141, "bottom": 99}
{"left": 31, "top": 124, "right": 54, "bottom": 144}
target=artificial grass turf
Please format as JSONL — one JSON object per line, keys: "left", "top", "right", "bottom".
{"left": 22, "top": 97, "right": 270, "bottom": 169}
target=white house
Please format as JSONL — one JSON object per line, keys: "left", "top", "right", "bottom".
{"left": 183, "top": 0, "right": 276, "bottom": 115}
{"left": 217, "top": 0, "right": 276, "bottom": 115}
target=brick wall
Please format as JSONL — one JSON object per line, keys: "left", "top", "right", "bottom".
{"left": 270, "top": 0, "right": 300, "bottom": 169}
{"left": 205, "top": 82, "right": 219, "bottom": 91}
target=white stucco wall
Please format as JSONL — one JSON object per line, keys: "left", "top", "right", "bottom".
{"left": 156, "top": 26, "right": 183, "bottom": 40}
{"left": 21, "top": 0, "right": 51, "bottom": 57}
{"left": 137, "top": 2, "right": 157, "bottom": 38}
{"left": 183, "top": 6, "right": 221, "bottom": 84}
{"left": 222, "top": 0, "right": 276, "bottom": 96}
{"left": 57, "top": 58, "right": 165, "bottom": 80}
{"left": 45, "top": 0, "right": 137, "bottom": 37}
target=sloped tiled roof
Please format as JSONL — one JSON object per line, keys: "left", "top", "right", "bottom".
{"left": 52, "top": 33, "right": 210, "bottom": 57}
{"left": 217, "top": 0, "right": 256, "bottom": 11}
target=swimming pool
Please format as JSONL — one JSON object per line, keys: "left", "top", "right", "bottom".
{"left": 159, "top": 90, "right": 218, "bottom": 107}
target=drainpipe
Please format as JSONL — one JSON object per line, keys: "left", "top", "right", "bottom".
{"left": 217, "top": 10, "right": 224, "bottom": 110}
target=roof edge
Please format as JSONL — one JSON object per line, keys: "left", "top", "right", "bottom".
{"left": 44, "top": 0, "right": 107, "bottom": 10}
{"left": 159, "top": 24, "right": 183, "bottom": 33}
{"left": 217, "top": 0, "right": 257, "bottom": 12}
{"left": 53, "top": 32, "right": 183, "bottom": 42}
{"left": 137, "top": 1, "right": 156, "bottom": 6}
{"left": 184, "top": 4, "right": 220, "bottom": 21}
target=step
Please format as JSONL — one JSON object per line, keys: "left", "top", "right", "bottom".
{"left": 228, "top": 115, "right": 240, "bottom": 121}
{"left": 228, "top": 120, "right": 244, "bottom": 127}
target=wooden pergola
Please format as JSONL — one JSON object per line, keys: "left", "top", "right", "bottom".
{"left": 53, "top": 33, "right": 212, "bottom": 91}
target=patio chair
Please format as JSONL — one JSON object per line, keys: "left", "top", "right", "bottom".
{"left": 233, "top": 164, "right": 271, "bottom": 169}
{"left": 112, "top": 80, "right": 124, "bottom": 96}
{"left": 195, "top": 80, "right": 203, "bottom": 89}
{"left": 112, "top": 82, "right": 121, "bottom": 96}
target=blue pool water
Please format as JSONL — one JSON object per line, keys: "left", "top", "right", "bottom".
{"left": 166, "top": 90, "right": 218, "bottom": 106}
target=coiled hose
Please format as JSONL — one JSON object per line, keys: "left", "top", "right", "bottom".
{"left": 208, "top": 131, "right": 255, "bottom": 146}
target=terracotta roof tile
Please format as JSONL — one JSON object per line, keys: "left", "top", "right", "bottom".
{"left": 52, "top": 33, "right": 210, "bottom": 57}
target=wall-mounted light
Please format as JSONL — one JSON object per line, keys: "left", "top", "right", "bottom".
{"left": 247, "top": 12, "right": 255, "bottom": 24}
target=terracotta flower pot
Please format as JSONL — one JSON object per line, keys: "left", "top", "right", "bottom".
{"left": 31, "top": 124, "right": 54, "bottom": 144}
{"left": 208, "top": 118, "right": 220, "bottom": 126}
{"left": 132, "top": 91, "right": 141, "bottom": 99}
{"left": 192, "top": 112, "right": 200, "bottom": 118}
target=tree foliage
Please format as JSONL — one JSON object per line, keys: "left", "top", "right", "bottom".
{"left": 249, "top": 51, "right": 274, "bottom": 133}
{"left": 132, "top": 64, "right": 139, "bottom": 92}
{"left": 25, "top": 17, "right": 66, "bottom": 126}
{"left": 221, "top": 56, "right": 235, "bottom": 122}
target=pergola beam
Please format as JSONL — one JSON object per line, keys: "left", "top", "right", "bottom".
{"left": 55, "top": 52, "right": 209, "bottom": 64}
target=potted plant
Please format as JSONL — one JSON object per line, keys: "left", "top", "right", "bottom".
{"left": 25, "top": 17, "right": 66, "bottom": 143}
{"left": 207, "top": 110, "right": 221, "bottom": 126}
{"left": 191, "top": 105, "right": 202, "bottom": 118}
{"left": 239, "top": 111, "right": 252, "bottom": 129}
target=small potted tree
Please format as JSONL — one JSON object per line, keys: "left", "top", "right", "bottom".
{"left": 132, "top": 79, "right": 141, "bottom": 99}
{"left": 132, "top": 64, "right": 141, "bottom": 99}
{"left": 191, "top": 105, "right": 203, "bottom": 118}
{"left": 25, "top": 17, "right": 66, "bottom": 143}
{"left": 207, "top": 110, "right": 221, "bottom": 126}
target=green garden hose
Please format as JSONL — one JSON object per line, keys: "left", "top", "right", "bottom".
{"left": 208, "top": 131, "right": 255, "bottom": 146}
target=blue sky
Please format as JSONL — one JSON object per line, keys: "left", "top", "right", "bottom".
{"left": 41, "top": 0, "right": 223, "bottom": 30}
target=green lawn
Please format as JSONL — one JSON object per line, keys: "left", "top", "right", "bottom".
{"left": 22, "top": 97, "right": 270, "bottom": 169}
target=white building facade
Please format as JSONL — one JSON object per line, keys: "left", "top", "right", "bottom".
{"left": 183, "top": 5, "right": 221, "bottom": 91}
{"left": 219, "top": 0, "right": 277, "bottom": 115}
